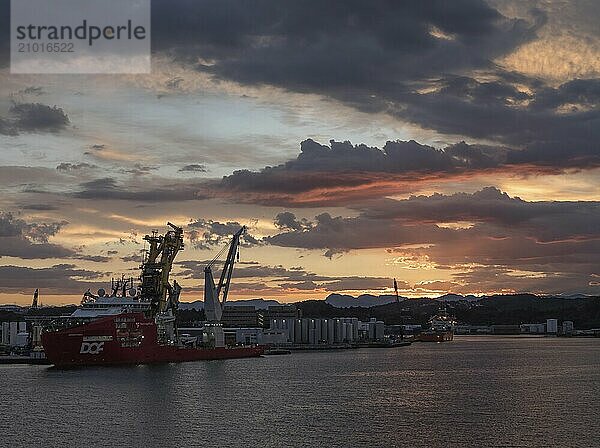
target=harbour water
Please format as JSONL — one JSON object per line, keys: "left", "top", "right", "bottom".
{"left": 1, "top": 336, "right": 599, "bottom": 447}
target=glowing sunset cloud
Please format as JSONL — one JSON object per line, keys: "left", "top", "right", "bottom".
{"left": 1, "top": 1, "right": 598, "bottom": 305}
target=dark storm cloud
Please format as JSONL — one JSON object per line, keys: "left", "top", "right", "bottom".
{"left": 177, "top": 259, "right": 393, "bottom": 293}
{"left": 0, "top": 264, "right": 105, "bottom": 295}
{"left": 152, "top": 0, "right": 539, "bottom": 88}
{"left": 281, "top": 276, "right": 397, "bottom": 292}
{"left": 186, "top": 219, "right": 259, "bottom": 249}
{"left": 267, "top": 211, "right": 451, "bottom": 254}
{"left": 395, "top": 77, "right": 600, "bottom": 168}
{"left": 76, "top": 254, "right": 111, "bottom": 263}
{"left": 119, "top": 164, "right": 158, "bottom": 176}
{"left": 73, "top": 177, "right": 209, "bottom": 201}
{"left": 0, "top": 212, "right": 75, "bottom": 259}
{"left": 0, "top": 237, "right": 74, "bottom": 259}
{"left": 449, "top": 265, "right": 599, "bottom": 296}
{"left": 213, "top": 140, "right": 431, "bottom": 195}
{"left": 0, "top": 212, "right": 65, "bottom": 243}
{"left": 56, "top": 162, "right": 97, "bottom": 172}
{"left": 266, "top": 189, "right": 600, "bottom": 293}
{"left": 360, "top": 186, "right": 600, "bottom": 242}
{"left": 20, "top": 204, "right": 59, "bottom": 211}
{"left": 0, "top": 103, "right": 70, "bottom": 135}
{"left": 179, "top": 164, "right": 208, "bottom": 173}
{"left": 265, "top": 187, "right": 600, "bottom": 264}
{"left": 121, "top": 253, "right": 143, "bottom": 263}
{"left": 177, "top": 260, "right": 322, "bottom": 281}
{"left": 148, "top": 2, "right": 600, "bottom": 171}
{"left": 274, "top": 211, "right": 311, "bottom": 232}
{"left": 217, "top": 138, "right": 512, "bottom": 205}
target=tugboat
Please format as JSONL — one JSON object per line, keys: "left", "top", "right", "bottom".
{"left": 41, "top": 223, "right": 264, "bottom": 367}
{"left": 418, "top": 307, "right": 456, "bottom": 342}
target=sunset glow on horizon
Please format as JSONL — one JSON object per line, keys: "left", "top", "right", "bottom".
{"left": 1, "top": 0, "right": 599, "bottom": 306}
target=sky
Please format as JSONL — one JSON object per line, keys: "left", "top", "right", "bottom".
{"left": 0, "top": 0, "right": 599, "bottom": 305}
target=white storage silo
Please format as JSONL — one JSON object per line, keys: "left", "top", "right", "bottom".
{"left": 1, "top": 322, "right": 9, "bottom": 345}
{"left": 9, "top": 322, "right": 18, "bottom": 346}
{"left": 345, "top": 323, "right": 354, "bottom": 342}
{"left": 375, "top": 321, "right": 385, "bottom": 340}
{"left": 301, "top": 319, "right": 309, "bottom": 343}
{"left": 315, "top": 319, "right": 322, "bottom": 343}
{"left": 335, "top": 319, "right": 343, "bottom": 343}
{"left": 320, "top": 319, "right": 328, "bottom": 343}
{"left": 294, "top": 319, "right": 302, "bottom": 344}
{"left": 546, "top": 319, "right": 558, "bottom": 334}
{"left": 351, "top": 318, "right": 359, "bottom": 340}
{"left": 327, "top": 319, "right": 335, "bottom": 344}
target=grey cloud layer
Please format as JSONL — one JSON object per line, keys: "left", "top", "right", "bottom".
{"left": 0, "top": 212, "right": 74, "bottom": 259}
{"left": 148, "top": 1, "right": 597, "bottom": 172}
{"left": 0, "top": 264, "right": 105, "bottom": 294}
{"left": 0, "top": 102, "right": 70, "bottom": 136}
{"left": 73, "top": 177, "right": 209, "bottom": 201}
{"left": 152, "top": 0, "right": 538, "bottom": 86}
{"left": 177, "top": 260, "right": 394, "bottom": 293}
{"left": 267, "top": 188, "right": 600, "bottom": 293}
{"left": 187, "top": 219, "right": 259, "bottom": 249}
{"left": 268, "top": 187, "right": 600, "bottom": 249}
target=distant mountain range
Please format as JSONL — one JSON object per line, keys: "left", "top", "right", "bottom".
{"left": 179, "top": 293, "right": 480, "bottom": 310}
{"left": 179, "top": 298, "right": 281, "bottom": 310}
{"left": 179, "top": 292, "right": 534, "bottom": 309}
{"left": 1, "top": 293, "right": 596, "bottom": 313}
{"left": 324, "top": 293, "right": 484, "bottom": 307}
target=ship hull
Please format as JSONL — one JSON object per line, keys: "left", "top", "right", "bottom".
{"left": 418, "top": 331, "right": 454, "bottom": 342}
{"left": 41, "top": 313, "right": 264, "bottom": 367}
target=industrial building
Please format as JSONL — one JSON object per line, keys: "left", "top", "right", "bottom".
{"left": 221, "top": 304, "right": 299, "bottom": 328}
{"left": 546, "top": 318, "right": 558, "bottom": 334}
{"left": 562, "top": 321, "right": 574, "bottom": 335}
{"left": 0, "top": 321, "right": 27, "bottom": 347}
{"left": 269, "top": 317, "right": 385, "bottom": 345}
{"left": 520, "top": 323, "right": 546, "bottom": 334}
{"left": 520, "top": 319, "right": 574, "bottom": 335}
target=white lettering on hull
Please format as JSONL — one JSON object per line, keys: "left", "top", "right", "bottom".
{"left": 80, "top": 342, "right": 105, "bottom": 354}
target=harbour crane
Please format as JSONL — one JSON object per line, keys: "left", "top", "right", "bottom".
{"left": 204, "top": 226, "right": 246, "bottom": 323}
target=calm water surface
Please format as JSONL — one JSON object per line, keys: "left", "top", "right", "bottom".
{"left": 1, "top": 336, "right": 599, "bottom": 447}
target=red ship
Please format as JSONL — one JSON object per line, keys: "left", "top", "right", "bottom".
{"left": 42, "top": 223, "right": 264, "bottom": 367}
{"left": 42, "top": 313, "right": 262, "bottom": 367}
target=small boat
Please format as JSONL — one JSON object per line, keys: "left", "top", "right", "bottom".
{"left": 418, "top": 307, "right": 456, "bottom": 342}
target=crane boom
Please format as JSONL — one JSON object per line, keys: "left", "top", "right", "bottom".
{"left": 204, "top": 226, "right": 246, "bottom": 322}
{"left": 140, "top": 223, "right": 184, "bottom": 316}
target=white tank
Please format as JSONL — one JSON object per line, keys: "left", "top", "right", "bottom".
{"left": 546, "top": 318, "right": 558, "bottom": 334}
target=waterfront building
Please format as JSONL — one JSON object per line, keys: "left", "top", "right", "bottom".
{"left": 546, "top": 319, "right": 558, "bottom": 334}
{"left": 222, "top": 304, "right": 300, "bottom": 328}
{"left": 269, "top": 317, "right": 384, "bottom": 345}
{"left": 562, "top": 321, "right": 574, "bottom": 335}
{"left": 520, "top": 323, "right": 546, "bottom": 334}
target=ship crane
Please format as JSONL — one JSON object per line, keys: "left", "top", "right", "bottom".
{"left": 204, "top": 226, "right": 246, "bottom": 323}
{"left": 141, "top": 221, "right": 184, "bottom": 316}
